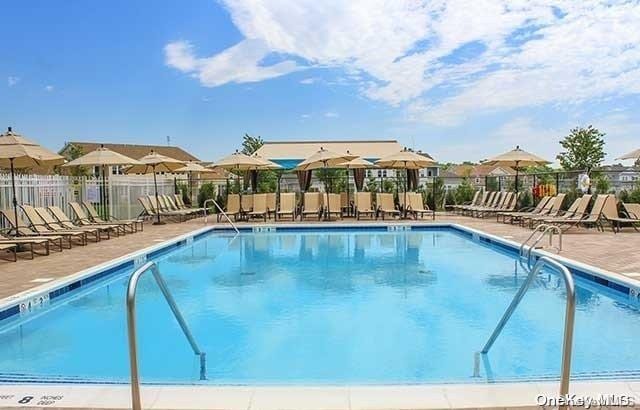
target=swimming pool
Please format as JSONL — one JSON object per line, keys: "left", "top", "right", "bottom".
{"left": 0, "top": 226, "right": 639, "bottom": 385}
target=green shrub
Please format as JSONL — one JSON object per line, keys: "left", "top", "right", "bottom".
{"left": 445, "top": 189, "right": 456, "bottom": 206}
{"left": 455, "top": 178, "right": 475, "bottom": 204}
{"left": 518, "top": 190, "right": 533, "bottom": 209}
{"left": 197, "top": 183, "right": 215, "bottom": 208}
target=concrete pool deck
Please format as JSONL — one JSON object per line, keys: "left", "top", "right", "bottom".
{"left": 1, "top": 215, "right": 640, "bottom": 409}
{"left": 0, "top": 380, "right": 639, "bottom": 409}
{"left": 1, "top": 213, "right": 639, "bottom": 300}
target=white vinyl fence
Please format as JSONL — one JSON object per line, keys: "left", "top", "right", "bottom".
{"left": 0, "top": 173, "right": 187, "bottom": 226}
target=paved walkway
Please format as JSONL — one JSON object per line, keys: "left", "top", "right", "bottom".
{"left": 0, "top": 214, "right": 639, "bottom": 300}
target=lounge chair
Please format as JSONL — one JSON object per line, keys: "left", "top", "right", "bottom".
{"left": 33, "top": 206, "right": 101, "bottom": 242}
{"left": 241, "top": 194, "right": 254, "bottom": 214}
{"left": 0, "top": 232, "right": 53, "bottom": 258}
{"left": 277, "top": 193, "right": 296, "bottom": 221}
{"left": 266, "top": 193, "right": 277, "bottom": 219}
{"left": 327, "top": 194, "right": 342, "bottom": 219}
{"left": 549, "top": 194, "right": 607, "bottom": 232}
{"left": 355, "top": 192, "right": 375, "bottom": 220}
{"left": 623, "top": 203, "right": 640, "bottom": 220}
{"left": 0, "top": 209, "right": 63, "bottom": 252}
{"left": 468, "top": 192, "right": 503, "bottom": 217}
{"left": 504, "top": 196, "right": 553, "bottom": 225}
{"left": 0, "top": 243, "right": 17, "bottom": 261}
{"left": 248, "top": 193, "right": 269, "bottom": 221}
{"left": 164, "top": 195, "right": 198, "bottom": 218}
{"left": 69, "top": 202, "right": 122, "bottom": 235}
{"left": 522, "top": 194, "right": 566, "bottom": 228}
{"left": 452, "top": 191, "right": 480, "bottom": 214}
{"left": 497, "top": 196, "right": 550, "bottom": 223}
{"left": 221, "top": 194, "right": 241, "bottom": 221}
{"left": 602, "top": 195, "right": 640, "bottom": 233}
{"left": 407, "top": 192, "right": 435, "bottom": 219}
{"left": 301, "top": 192, "right": 323, "bottom": 220}
{"left": 464, "top": 192, "right": 497, "bottom": 216}
{"left": 173, "top": 194, "right": 204, "bottom": 213}
{"left": 146, "top": 196, "right": 187, "bottom": 221}
{"left": 340, "top": 192, "right": 351, "bottom": 216}
{"left": 21, "top": 205, "right": 88, "bottom": 246}
{"left": 158, "top": 195, "right": 192, "bottom": 217}
{"left": 83, "top": 201, "right": 142, "bottom": 233}
{"left": 376, "top": 193, "right": 400, "bottom": 220}
{"left": 455, "top": 191, "right": 486, "bottom": 214}
{"left": 539, "top": 195, "right": 592, "bottom": 227}
{"left": 50, "top": 206, "right": 116, "bottom": 239}
{"left": 477, "top": 192, "right": 516, "bottom": 218}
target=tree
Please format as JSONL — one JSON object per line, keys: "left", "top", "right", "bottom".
{"left": 455, "top": 177, "right": 475, "bottom": 204}
{"left": 557, "top": 126, "right": 606, "bottom": 172}
{"left": 65, "top": 144, "right": 89, "bottom": 177}
{"left": 241, "top": 133, "right": 264, "bottom": 155}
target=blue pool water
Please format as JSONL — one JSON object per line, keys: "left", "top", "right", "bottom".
{"left": 0, "top": 228, "right": 639, "bottom": 385}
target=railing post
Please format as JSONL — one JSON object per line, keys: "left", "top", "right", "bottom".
{"left": 204, "top": 198, "right": 239, "bottom": 234}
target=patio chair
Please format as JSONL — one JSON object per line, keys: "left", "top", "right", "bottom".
{"left": 455, "top": 191, "right": 485, "bottom": 214}
{"left": 69, "top": 202, "right": 122, "bottom": 235}
{"left": 21, "top": 205, "right": 88, "bottom": 246}
{"left": 327, "top": 193, "right": 342, "bottom": 219}
{"left": 33, "top": 206, "right": 101, "bottom": 242}
{"left": 248, "top": 193, "right": 269, "bottom": 222}
{"left": 340, "top": 192, "right": 351, "bottom": 216}
{"left": 550, "top": 194, "right": 607, "bottom": 232}
{"left": 464, "top": 192, "right": 496, "bottom": 216}
{"left": 266, "top": 193, "right": 277, "bottom": 219}
{"left": 241, "top": 194, "right": 254, "bottom": 214}
{"left": 470, "top": 191, "right": 504, "bottom": 217}
{"left": 522, "top": 193, "right": 566, "bottom": 228}
{"left": 277, "top": 193, "right": 296, "bottom": 221}
{"left": 82, "top": 201, "right": 142, "bottom": 233}
{"left": 376, "top": 193, "right": 400, "bottom": 220}
{"left": 497, "top": 196, "right": 550, "bottom": 223}
{"left": 602, "top": 195, "right": 640, "bottom": 233}
{"left": 158, "top": 195, "right": 192, "bottom": 217}
{"left": 146, "top": 195, "right": 187, "bottom": 222}
{"left": 0, "top": 232, "right": 53, "bottom": 258}
{"left": 452, "top": 191, "right": 480, "bottom": 214}
{"left": 623, "top": 203, "right": 640, "bottom": 220}
{"left": 0, "top": 209, "right": 63, "bottom": 252}
{"left": 20, "top": 206, "right": 87, "bottom": 248}
{"left": 539, "top": 195, "right": 592, "bottom": 227}
{"left": 407, "top": 192, "right": 434, "bottom": 219}
{"left": 174, "top": 194, "right": 204, "bottom": 213}
{"left": 301, "top": 192, "right": 323, "bottom": 220}
{"left": 221, "top": 194, "right": 241, "bottom": 221}
{"left": 164, "top": 195, "right": 198, "bottom": 218}
{"left": 50, "top": 206, "right": 117, "bottom": 239}
{"left": 503, "top": 196, "right": 553, "bottom": 225}
{"left": 0, "top": 243, "right": 17, "bottom": 262}
{"left": 477, "top": 192, "right": 515, "bottom": 218}
{"left": 355, "top": 192, "right": 375, "bottom": 220}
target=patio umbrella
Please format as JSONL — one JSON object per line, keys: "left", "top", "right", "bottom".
{"left": 335, "top": 156, "right": 376, "bottom": 216}
{"left": 0, "top": 127, "right": 65, "bottom": 234}
{"left": 295, "top": 147, "right": 357, "bottom": 220}
{"left": 174, "top": 161, "right": 216, "bottom": 205}
{"left": 616, "top": 149, "right": 640, "bottom": 161}
{"left": 124, "top": 150, "right": 185, "bottom": 225}
{"left": 62, "top": 145, "right": 143, "bottom": 219}
{"left": 376, "top": 149, "right": 436, "bottom": 218}
{"left": 484, "top": 146, "right": 549, "bottom": 193}
{"left": 249, "top": 153, "right": 282, "bottom": 192}
{"left": 212, "top": 151, "right": 265, "bottom": 210}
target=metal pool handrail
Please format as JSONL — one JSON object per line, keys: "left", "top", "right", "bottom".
{"left": 203, "top": 198, "right": 239, "bottom": 234}
{"left": 518, "top": 224, "right": 562, "bottom": 267}
{"left": 126, "top": 261, "right": 206, "bottom": 410}
{"left": 481, "top": 256, "right": 575, "bottom": 398}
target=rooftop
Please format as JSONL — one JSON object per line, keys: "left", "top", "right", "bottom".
{"left": 60, "top": 141, "right": 200, "bottom": 162}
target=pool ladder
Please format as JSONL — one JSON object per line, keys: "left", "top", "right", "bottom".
{"left": 479, "top": 256, "right": 576, "bottom": 405}
{"left": 203, "top": 198, "right": 239, "bottom": 233}
{"left": 519, "top": 224, "right": 562, "bottom": 268}
{"left": 126, "top": 261, "right": 206, "bottom": 410}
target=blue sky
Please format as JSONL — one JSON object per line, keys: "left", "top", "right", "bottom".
{"left": 2, "top": 0, "right": 639, "bottom": 164}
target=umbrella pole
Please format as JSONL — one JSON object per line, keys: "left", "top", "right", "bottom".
{"left": 10, "top": 158, "right": 19, "bottom": 236}
{"left": 152, "top": 166, "right": 164, "bottom": 225}
{"left": 346, "top": 166, "right": 350, "bottom": 217}
{"left": 102, "top": 165, "right": 108, "bottom": 220}
{"left": 515, "top": 160, "right": 520, "bottom": 193}
{"left": 404, "top": 167, "right": 408, "bottom": 219}
{"left": 324, "top": 161, "right": 330, "bottom": 221}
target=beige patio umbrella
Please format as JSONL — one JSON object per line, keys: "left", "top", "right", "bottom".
{"left": 295, "top": 147, "right": 357, "bottom": 220}
{"left": 484, "top": 146, "right": 549, "bottom": 193}
{"left": 212, "top": 151, "right": 267, "bottom": 206}
{"left": 335, "top": 156, "right": 376, "bottom": 215}
{"left": 63, "top": 145, "right": 143, "bottom": 219}
{"left": 616, "top": 149, "right": 640, "bottom": 161}
{"left": 175, "top": 161, "right": 216, "bottom": 204}
{"left": 376, "top": 148, "right": 436, "bottom": 218}
{"left": 125, "top": 151, "right": 185, "bottom": 225}
{"left": 0, "top": 127, "right": 65, "bottom": 234}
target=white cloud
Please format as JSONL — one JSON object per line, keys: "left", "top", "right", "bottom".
{"left": 44, "top": 85, "right": 54, "bottom": 92}
{"left": 7, "top": 76, "right": 19, "bottom": 87}
{"left": 165, "top": 39, "right": 300, "bottom": 86}
{"left": 299, "top": 77, "right": 318, "bottom": 84}
{"left": 300, "top": 113, "right": 311, "bottom": 118}
{"left": 324, "top": 111, "right": 339, "bottom": 118}
{"left": 166, "top": 1, "right": 640, "bottom": 126}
